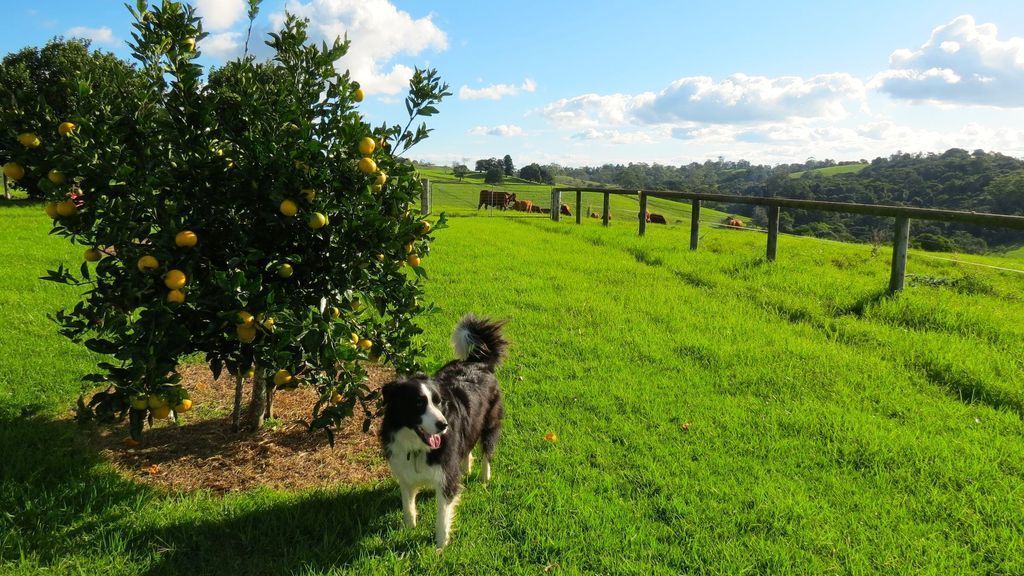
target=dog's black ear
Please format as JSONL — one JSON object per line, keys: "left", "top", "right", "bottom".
{"left": 381, "top": 381, "right": 398, "bottom": 405}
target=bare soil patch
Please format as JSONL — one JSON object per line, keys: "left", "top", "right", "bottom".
{"left": 83, "top": 364, "right": 393, "bottom": 493}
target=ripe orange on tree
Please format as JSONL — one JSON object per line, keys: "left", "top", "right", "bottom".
{"left": 3, "top": 162, "right": 25, "bottom": 180}
{"left": 358, "top": 136, "right": 375, "bottom": 156}
{"left": 175, "top": 230, "right": 198, "bottom": 247}
{"left": 17, "top": 132, "right": 41, "bottom": 148}
{"left": 273, "top": 369, "right": 293, "bottom": 387}
{"left": 357, "top": 157, "right": 377, "bottom": 175}
{"left": 236, "top": 324, "right": 257, "bottom": 343}
{"left": 308, "top": 212, "right": 328, "bottom": 229}
{"left": 280, "top": 199, "right": 298, "bottom": 216}
{"left": 56, "top": 201, "right": 77, "bottom": 217}
{"left": 164, "top": 270, "right": 187, "bottom": 290}
{"left": 58, "top": 122, "right": 76, "bottom": 137}
{"left": 137, "top": 255, "right": 159, "bottom": 272}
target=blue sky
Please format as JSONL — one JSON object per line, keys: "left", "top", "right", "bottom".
{"left": 7, "top": 0, "right": 1024, "bottom": 167}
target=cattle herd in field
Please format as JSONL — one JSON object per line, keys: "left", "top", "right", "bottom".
{"left": 477, "top": 190, "right": 571, "bottom": 216}
{"left": 478, "top": 190, "right": 669, "bottom": 223}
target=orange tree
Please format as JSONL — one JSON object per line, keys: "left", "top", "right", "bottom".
{"left": 5, "top": 0, "right": 449, "bottom": 442}
{"left": 0, "top": 38, "right": 142, "bottom": 198}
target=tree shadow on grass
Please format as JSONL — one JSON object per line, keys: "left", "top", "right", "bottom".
{"left": 0, "top": 412, "right": 150, "bottom": 566}
{"left": 0, "top": 411, "right": 412, "bottom": 575}
{"left": 138, "top": 484, "right": 412, "bottom": 576}
{"left": 0, "top": 196, "right": 34, "bottom": 207}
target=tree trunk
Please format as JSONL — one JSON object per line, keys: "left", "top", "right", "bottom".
{"left": 264, "top": 385, "right": 275, "bottom": 420}
{"left": 248, "top": 372, "right": 267, "bottom": 431}
{"left": 231, "top": 373, "right": 245, "bottom": 432}
{"left": 3, "top": 174, "right": 10, "bottom": 200}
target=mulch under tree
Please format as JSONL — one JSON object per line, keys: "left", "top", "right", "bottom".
{"left": 82, "top": 364, "right": 394, "bottom": 493}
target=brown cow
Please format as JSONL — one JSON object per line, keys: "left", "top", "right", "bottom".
{"left": 649, "top": 213, "right": 667, "bottom": 224}
{"left": 560, "top": 203, "right": 572, "bottom": 216}
{"left": 726, "top": 217, "right": 745, "bottom": 228}
{"left": 530, "top": 205, "right": 543, "bottom": 213}
{"left": 478, "top": 190, "right": 516, "bottom": 210}
{"left": 514, "top": 200, "right": 534, "bottom": 212}
{"left": 589, "top": 212, "right": 600, "bottom": 219}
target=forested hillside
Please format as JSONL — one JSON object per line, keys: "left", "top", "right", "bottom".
{"left": 545, "top": 149, "right": 1024, "bottom": 253}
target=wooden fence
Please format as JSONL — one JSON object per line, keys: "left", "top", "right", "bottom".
{"left": 550, "top": 187, "right": 1024, "bottom": 294}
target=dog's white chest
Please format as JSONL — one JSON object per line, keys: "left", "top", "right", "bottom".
{"left": 387, "top": 428, "right": 443, "bottom": 489}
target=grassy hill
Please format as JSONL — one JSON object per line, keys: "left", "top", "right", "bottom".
{"left": 788, "top": 163, "right": 868, "bottom": 179}
{"left": 416, "top": 165, "right": 734, "bottom": 224}
{"left": 2, "top": 199, "right": 1024, "bottom": 574}
{"left": 1002, "top": 245, "right": 1024, "bottom": 261}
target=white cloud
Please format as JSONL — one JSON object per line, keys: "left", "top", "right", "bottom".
{"left": 540, "top": 93, "right": 655, "bottom": 128}
{"left": 201, "top": 32, "right": 243, "bottom": 59}
{"left": 541, "top": 73, "right": 863, "bottom": 129}
{"left": 195, "top": 0, "right": 247, "bottom": 31}
{"left": 460, "top": 83, "right": 518, "bottom": 100}
{"left": 66, "top": 26, "right": 118, "bottom": 46}
{"left": 634, "top": 73, "right": 865, "bottom": 124}
{"left": 468, "top": 124, "right": 524, "bottom": 137}
{"left": 459, "top": 78, "right": 538, "bottom": 100}
{"left": 570, "top": 128, "right": 656, "bottom": 145}
{"left": 277, "top": 0, "right": 447, "bottom": 95}
{"left": 873, "top": 15, "right": 1024, "bottom": 107}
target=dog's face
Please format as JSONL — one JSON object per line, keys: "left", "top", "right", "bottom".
{"left": 382, "top": 378, "right": 448, "bottom": 449}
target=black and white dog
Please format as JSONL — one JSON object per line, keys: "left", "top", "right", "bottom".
{"left": 380, "top": 314, "right": 508, "bottom": 549}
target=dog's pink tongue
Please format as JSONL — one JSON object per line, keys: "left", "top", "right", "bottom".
{"left": 428, "top": 434, "right": 442, "bottom": 449}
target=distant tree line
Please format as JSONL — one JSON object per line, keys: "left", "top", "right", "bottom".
{"left": 544, "top": 150, "right": 1024, "bottom": 254}
{"left": 453, "top": 155, "right": 554, "bottom": 186}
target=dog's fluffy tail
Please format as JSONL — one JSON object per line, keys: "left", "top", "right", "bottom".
{"left": 452, "top": 314, "right": 508, "bottom": 368}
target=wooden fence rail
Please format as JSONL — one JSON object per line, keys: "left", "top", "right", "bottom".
{"left": 550, "top": 186, "right": 1024, "bottom": 294}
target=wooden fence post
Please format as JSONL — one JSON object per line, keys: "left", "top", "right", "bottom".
{"left": 602, "top": 192, "right": 610, "bottom": 227}
{"left": 889, "top": 217, "right": 911, "bottom": 293}
{"left": 690, "top": 199, "right": 701, "bottom": 250}
{"left": 551, "top": 188, "right": 561, "bottom": 221}
{"left": 575, "top": 191, "right": 582, "bottom": 224}
{"left": 638, "top": 191, "right": 648, "bottom": 236}
{"left": 766, "top": 205, "right": 780, "bottom": 261}
{"left": 420, "top": 178, "right": 431, "bottom": 215}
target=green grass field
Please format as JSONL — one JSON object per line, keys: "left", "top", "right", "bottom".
{"left": 2, "top": 198, "right": 1024, "bottom": 574}
{"left": 789, "top": 163, "right": 868, "bottom": 179}
{"left": 1002, "top": 245, "right": 1024, "bottom": 261}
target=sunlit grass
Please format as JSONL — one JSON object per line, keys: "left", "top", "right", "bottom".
{"left": 2, "top": 202, "right": 1023, "bottom": 574}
